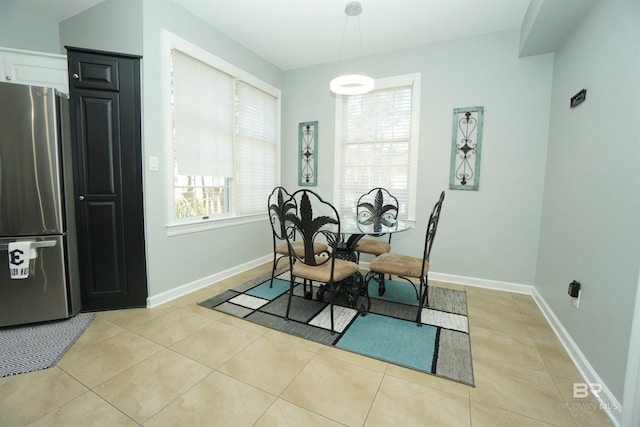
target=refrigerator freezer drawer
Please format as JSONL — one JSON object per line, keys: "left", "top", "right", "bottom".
{"left": 0, "top": 236, "right": 73, "bottom": 327}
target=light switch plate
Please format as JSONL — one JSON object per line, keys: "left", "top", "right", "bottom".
{"left": 149, "top": 156, "right": 159, "bottom": 171}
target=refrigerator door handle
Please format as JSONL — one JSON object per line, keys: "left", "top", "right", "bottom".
{"left": 0, "top": 240, "right": 57, "bottom": 251}
{"left": 31, "top": 241, "right": 57, "bottom": 249}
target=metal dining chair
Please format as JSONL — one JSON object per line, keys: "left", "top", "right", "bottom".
{"left": 283, "top": 189, "right": 359, "bottom": 334}
{"left": 355, "top": 187, "right": 399, "bottom": 261}
{"left": 364, "top": 190, "right": 445, "bottom": 325}
{"left": 267, "top": 186, "right": 326, "bottom": 288}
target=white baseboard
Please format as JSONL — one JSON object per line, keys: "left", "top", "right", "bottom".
{"left": 146, "top": 255, "right": 272, "bottom": 308}
{"left": 360, "top": 264, "right": 534, "bottom": 295}
{"left": 532, "top": 289, "right": 622, "bottom": 426}
{"left": 428, "top": 271, "right": 534, "bottom": 295}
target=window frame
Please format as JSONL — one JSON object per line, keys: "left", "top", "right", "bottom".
{"left": 161, "top": 30, "right": 281, "bottom": 236}
{"left": 333, "top": 73, "right": 421, "bottom": 223}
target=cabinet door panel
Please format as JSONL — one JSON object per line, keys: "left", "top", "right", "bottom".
{"left": 80, "top": 96, "right": 117, "bottom": 194}
{"left": 69, "top": 53, "right": 120, "bottom": 91}
{"left": 86, "top": 201, "right": 124, "bottom": 296}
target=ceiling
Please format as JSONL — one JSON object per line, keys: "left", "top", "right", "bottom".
{"left": 11, "top": 0, "right": 531, "bottom": 70}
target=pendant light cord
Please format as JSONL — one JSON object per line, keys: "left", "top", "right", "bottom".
{"left": 334, "top": 2, "right": 365, "bottom": 76}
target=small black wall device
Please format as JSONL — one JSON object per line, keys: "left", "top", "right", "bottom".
{"left": 568, "top": 280, "right": 581, "bottom": 298}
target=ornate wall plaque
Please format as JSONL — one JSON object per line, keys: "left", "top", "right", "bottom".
{"left": 298, "top": 121, "right": 318, "bottom": 186}
{"left": 449, "top": 107, "right": 484, "bottom": 191}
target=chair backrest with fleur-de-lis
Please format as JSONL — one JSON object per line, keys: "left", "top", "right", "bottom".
{"left": 356, "top": 188, "right": 399, "bottom": 236}
{"left": 284, "top": 190, "right": 339, "bottom": 267}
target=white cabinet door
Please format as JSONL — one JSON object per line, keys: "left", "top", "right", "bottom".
{"left": 0, "top": 48, "right": 68, "bottom": 94}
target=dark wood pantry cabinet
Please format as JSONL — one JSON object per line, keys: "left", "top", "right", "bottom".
{"left": 66, "top": 47, "right": 147, "bottom": 310}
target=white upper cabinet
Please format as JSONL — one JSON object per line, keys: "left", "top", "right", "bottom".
{"left": 0, "top": 47, "right": 68, "bottom": 94}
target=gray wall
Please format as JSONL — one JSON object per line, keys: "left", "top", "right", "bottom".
{"left": 283, "top": 30, "right": 554, "bottom": 287}
{"left": 59, "top": 0, "right": 143, "bottom": 55}
{"left": 0, "top": 1, "right": 61, "bottom": 53}
{"left": 535, "top": 0, "right": 640, "bottom": 402}
{"left": 139, "top": 0, "right": 283, "bottom": 298}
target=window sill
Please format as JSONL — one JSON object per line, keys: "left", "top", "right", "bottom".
{"left": 166, "top": 213, "right": 265, "bottom": 236}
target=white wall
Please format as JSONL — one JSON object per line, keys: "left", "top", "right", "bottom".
{"left": 283, "top": 30, "right": 554, "bottom": 287}
{"left": 535, "top": 0, "right": 640, "bottom": 404}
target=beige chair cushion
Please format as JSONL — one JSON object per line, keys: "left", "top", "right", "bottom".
{"left": 275, "top": 241, "right": 327, "bottom": 256}
{"left": 369, "top": 252, "right": 428, "bottom": 279}
{"left": 292, "top": 257, "right": 359, "bottom": 283}
{"left": 355, "top": 238, "right": 391, "bottom": 256}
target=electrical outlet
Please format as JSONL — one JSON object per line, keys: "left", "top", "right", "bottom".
{"left": 568, "top": 280, "right": 581, "bottom": 308}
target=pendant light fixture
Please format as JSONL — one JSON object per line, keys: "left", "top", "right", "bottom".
{"left": 330, "top": 1, "right": 374, "bottom": 96}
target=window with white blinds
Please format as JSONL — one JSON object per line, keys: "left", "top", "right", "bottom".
{"left": 334, "top": 74, "right": 421, "bottom": 220}
{"left": 167, "top": 38, "right": 280, "bottom": 227}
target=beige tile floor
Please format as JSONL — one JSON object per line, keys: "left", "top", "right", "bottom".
{"left": 0, "top": 264, "right": 615, "bottom": 426}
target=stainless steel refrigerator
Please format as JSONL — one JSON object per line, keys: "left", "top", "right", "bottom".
{"left": 0, "top": 81, "right": 81, "bottom": 327}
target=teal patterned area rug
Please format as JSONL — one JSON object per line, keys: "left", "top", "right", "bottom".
{"left": 199, "top": 269, "right": 474, "bottom": 386}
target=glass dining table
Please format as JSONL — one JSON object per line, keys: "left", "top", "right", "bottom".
{"left": 316, "top": 217, "right": 413, "bottom": 313}
{"left": 335, "top": 217, "right": 413, "bottom": 263}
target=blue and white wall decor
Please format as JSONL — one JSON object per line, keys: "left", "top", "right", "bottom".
{"left": 298, "top": 121, "right": 318, "bottom": 186}
{"left": 450, "top": 106, "right": 484, "bottom": 190}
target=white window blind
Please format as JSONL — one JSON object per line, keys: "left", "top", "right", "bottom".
{"left": 172, "top": 50, "right": 234, "bottom": 177}
{"left": 337, "top": 82, "right": 416, "bottom": 219}
{"left": 235, "top": 81, "right": 278, "bottom": 215}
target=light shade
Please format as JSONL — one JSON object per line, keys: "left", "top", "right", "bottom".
{"left": 330, "top": 74, "right": 374, "bottom": 95}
